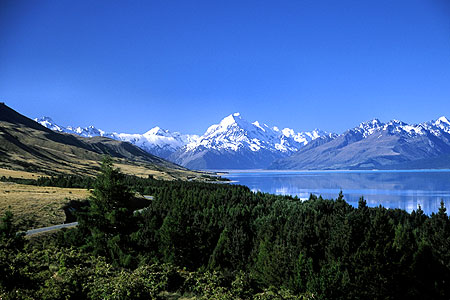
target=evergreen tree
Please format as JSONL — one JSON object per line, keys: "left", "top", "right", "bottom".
{"left": 0, "top": 209, "right": 25, "bottom": 251}
{"left": 79, "top": 156, "right": 137, "bottom": 267}
{"left": 0, "top": 209, "right": 26, "bottom": 292}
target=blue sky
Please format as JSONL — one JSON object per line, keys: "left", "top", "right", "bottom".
{"left": 1, "top": 0, "right": 450, "bottom": 135}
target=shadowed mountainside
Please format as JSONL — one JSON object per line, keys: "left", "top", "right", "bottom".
{"left": 0, "top": 103, "right": 202, "bottom": 179}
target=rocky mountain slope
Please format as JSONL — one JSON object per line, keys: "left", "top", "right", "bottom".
{"left": 169, "top": 113, "right": 331, "bottom": 169}
{"left": 269, "top": 117, "right": 450, "bottom": 170}
{"left": 36, "top": 111, "right": 450, "bottom": 170}
{"left": 36, "top": 113, "right": 331, "bottom": 169}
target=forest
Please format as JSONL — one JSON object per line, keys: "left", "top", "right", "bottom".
{"left": 2, "top": 157, "right": 450, "bottom": 299}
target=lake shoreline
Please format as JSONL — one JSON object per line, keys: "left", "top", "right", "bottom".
{"left": 220, "top": 169, "right": 450, "bottom": 214}
{"left": 206, "top": 168, "right": 450, "bottom": 174}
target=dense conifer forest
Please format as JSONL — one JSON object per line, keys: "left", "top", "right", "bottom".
{"left": 2, "top": 158, "right": 450, "bottom": 299}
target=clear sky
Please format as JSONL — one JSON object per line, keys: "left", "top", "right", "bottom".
{"left": 1, "top": 0, "right": 450, "bottom": 135}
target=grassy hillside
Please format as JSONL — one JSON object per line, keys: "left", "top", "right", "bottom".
{"left": 0, "top": 182, "right": 89, "bottom": 230}
{"left": 0, "top": 103, "right": 208, "bottom": 180}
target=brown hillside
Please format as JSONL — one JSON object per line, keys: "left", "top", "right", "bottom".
{"left": 0, "top": 103, "right": 204, "bottom": 180}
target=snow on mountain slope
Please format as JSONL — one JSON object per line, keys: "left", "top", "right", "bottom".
{"left": 34, "top": 117, "right": 113, "bottom": 138}
{"left": 269, "top": 116, "right": 450, "bottom": 170}
{"left": 35, "top": 113, "right": 330, "bottom": 168}
{"left": 34, "top": 117, "right": 198, "bottom": 159}
{"left": 34, "top": 117, "right": 68, "bottom": 133}
{"left": 36, "top": 114, "right": 450, "bottom": 170}
{"left": 345, "top": 116, "right": 450, "bottom": 141}
{"left": 113, "top": 127, "right": 199, "bottom": 159}
{"left": 170, "top": 113, "right": 332, "bottom": 169}
{"left": 184, "top": 113, "right": 327, "bottom": 153}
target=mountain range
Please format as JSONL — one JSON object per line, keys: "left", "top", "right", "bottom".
{"left": 35, "top": 113, "right": 331, "bottom": 169}
{"left": 35, "top": 113, "right": 450, "bottom": 170}
{"left": 270, "top": 116, "right": 450, "bottom": 170}
{"left": 35, "top": 116, "right": 199, "bottom": 159}
{"left": 0, "top": 103, "right": 207, "bottom": 180}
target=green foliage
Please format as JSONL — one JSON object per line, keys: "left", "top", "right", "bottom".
{"left": 0, "top": 174, "right": 96, "bottom": 188}
{"left": 253, "top": 286, "right": 311, "bottom": 300}
{"left": 0, "top": 209, "right": 26, "bottom": 294}
{"left": 77, "top": 156, "right": 138, "bottom": 267}
{"left": 86, "top": 264, "right": 173, "bottom": 300}
{"left": 3, "top": 169, "right": 450, "bottom": 299}
{"left": 0, "top": 208, "right": 25, "bottom": 251}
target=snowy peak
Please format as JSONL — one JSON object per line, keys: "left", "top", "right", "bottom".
{"left": 36, "top": 112, "right": 450, "bottom": 170}
{"left": 171, "top": 113, "right": 332, "bottom": 169}
{"left": 35, "top": 116, "right": 55, "bottom": 124}
{"left": 144, "top": 126, "right": 174, "bottom": 137}
{"left": 210, "top": 112, "right": 249, "bottom": 131}
{"left": 184, "top": 113, "right": 331, "bottom": 154}
{"left": 386, "top": 119, "right": 407, "bottom": 126}
{"left": 434, "top": 116, "right": 450, "bottom": 128}
{"left": 437, "top": 116, "right": 450, "bottom": 124}
{"left": 359, "top": 118, "right": 382, "bottom": 128}
{"left": 280, "top": 128, "right": 327, "bottom": 144}
{"left": 34, "top": 116, "right": 107, "bottom": 137}
{"left": 430, "top": 116, "right": 450, "bottom": 134}
{"left": 217, "top": 112, "right": 243, "bottom": 128}
{"left": 356, "top": 118, "right": 383, "bottom": 137}
{"left": 34, "top": 117, "right": 65, "bottom": 132}
{"left": 34, "top": 116, "right": 199, "bottom": 159}
{"left": 270, "top": 115, "right": 450, "bottom": 171}
{"left": 66, "top": 125, "right": 107, "bottom": 137}
{"left": 345, "top": 116, "right": 450, "bottom": 140}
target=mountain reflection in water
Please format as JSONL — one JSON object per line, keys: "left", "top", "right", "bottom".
{"left": 224, "top": 170, "right": 450, "bottom": 214}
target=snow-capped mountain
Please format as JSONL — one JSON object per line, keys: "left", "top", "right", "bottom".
{"left": 35, "top": 113, "right": 331, "bottom": 169}
{"left": 34, "top": 117, "right": 198, "bottom": 159}
{"left": 184, "top": 113, "right": 325, "bottom": 153}
{"left": 37, "top": 113, "right": 450, "bottom": 170}
{"left": 34, "top": 117, "right": 70, "bottom": 134}
{"left": 113, "top": 127, "right": 199, "bottom": 159}
{"left": 169, "top": 113, "right": 332, "bottom": 169}
{"left": 34, "top": 117, "right": 113, "bottom": 138}
{"left": 270, "top": 116, "right": 450, "bottom": 170}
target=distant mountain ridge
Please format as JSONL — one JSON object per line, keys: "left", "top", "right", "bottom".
{"left": 169, "top": 113, "right": 332, "bottom": 169}
{"left": 36, "top": 113, "right": 450, "bottom": 170}
{"left": 0, "top": 103, "right": 192, "bottom": 178}
{"left": 35, "top": 113, "right": 331, "bottom": 169}
{"left": 269, "top": 116, "right": 450, "bottom": 170}
{"left": 34, "top": 117, "right": 199, "bottom": 159}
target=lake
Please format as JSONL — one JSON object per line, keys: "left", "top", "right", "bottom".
{"left": 222, "top": 170, "right": 450, "bottom": 214}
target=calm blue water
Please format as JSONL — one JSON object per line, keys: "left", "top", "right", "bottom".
{"left": 222, "top": 170, "right": 450, "bottom": 214}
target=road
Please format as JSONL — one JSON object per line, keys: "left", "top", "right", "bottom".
{"left": 25, "top": 222, "right": 78, "bottom": 236}
{"left": 24, "top": 195, "right": 154, "bottom": 236}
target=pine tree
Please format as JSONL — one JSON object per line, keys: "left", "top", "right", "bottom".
{"left": 79, "top": 156, "right": 137, "bottom": 267}
{"left": 0, "top": 209, "right": 25, "bottom": 289}
{"left": 0, "top": 209, "right": 25, "bottom": 251}
{"left": 337, "top": 190, "right": 344, "bottom": 201}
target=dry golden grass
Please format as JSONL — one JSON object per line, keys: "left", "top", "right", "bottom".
{"left": 1, "top": 156, "right": 207, "bottom": 182}
{"left": 0, "top": 182, "right": 89, "bottom": 230}
{"left": 114, "top": 162, "right": 172, "bottom": 179}
{"left": 0, "top": 168, "right": 48, "bottom": 179}
{"left": 115, "top": 161, "right": 206, "bottom": 181}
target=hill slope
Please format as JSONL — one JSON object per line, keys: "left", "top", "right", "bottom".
{"left": 0, "top": 103, "right": 202, "bottom": 180}
{"left": 35, "top": 117, "right": 199, "bottom": 159}
{"left": 270, "top": 117, "right": 450, "bottom": 170}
